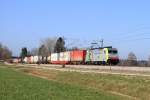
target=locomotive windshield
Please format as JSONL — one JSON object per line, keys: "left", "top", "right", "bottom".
{"left": 108, "top": 50, "right": 118, "bottom": 54}
{"left": 113, "top": 50, "right": 118, "bottom": 54}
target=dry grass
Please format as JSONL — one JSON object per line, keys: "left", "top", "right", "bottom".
{"left": 4, "top": 64, "right": 150, "bottom": 99}
{"left": 18, "top": 67, "right": 146, "bottom": 99}
{"left": 0, "top": 65, "right": 126, "bottom": 100}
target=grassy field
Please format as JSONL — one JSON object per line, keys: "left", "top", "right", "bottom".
{"left": 0, "top": 64, "right": 127, "bottom": 100}
{"left": 15, "top": 65, "right": 150, "bottom": 100}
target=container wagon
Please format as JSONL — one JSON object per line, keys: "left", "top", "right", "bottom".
{"left": 51, "top": 53, "right": 59, "bottom": 64}
{"left": 59, "top": 51, "right": 70, "bottom": 64}
{"left": 70, "top": 50, "right": 86, "bottom": 64}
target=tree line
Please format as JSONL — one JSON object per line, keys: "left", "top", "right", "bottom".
{"left": 20, "top": 37, "right": 66, "bottom": 62}
{"left": 0, "top": 43, "right": 12, "bottom": 61}
{"left": 119, "top": 52, "right": 150, "bottom": 67}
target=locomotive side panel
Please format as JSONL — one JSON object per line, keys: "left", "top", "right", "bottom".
{"left": 85, "top": 50, "right": 91, "bottom": 63}
{"left": 91, "top": 49, "right": 100, "bottom": 62}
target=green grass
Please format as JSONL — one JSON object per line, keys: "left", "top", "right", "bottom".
{"left": 14, "top": 65, "right": 150, "bottom": 100}
{"left": 0, "top": 65, "right": 126, "bottom": 100}
{"left": 44, "top": 69, "right": 150, "bottom": 100}
{"left": 40, "top": 69, "right": 150, "bottom": 100}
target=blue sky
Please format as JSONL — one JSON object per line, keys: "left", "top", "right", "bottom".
{"left": 0, "top": 0, "right": 150, "bottom": 60}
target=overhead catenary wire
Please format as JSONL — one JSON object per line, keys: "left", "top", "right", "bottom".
{"left": 104, "top": 31, "right": 150, "bottom": 45}
{"left": 64, "top": 30, "right": 150, "bottom": 48}
{"left": 108, "top": 26, "right": 150, "bottom": 40}
{"left": 104, "top": 37, "right": 150, "bottom": 46}
{"left": 107, "top": 32, "right": 150, "bottom": 42}
{"left": 117, "top": 37, "right": 150, "bottom": 43}
{"left": 65, "top": 37, "right": 92, "bottom": 49}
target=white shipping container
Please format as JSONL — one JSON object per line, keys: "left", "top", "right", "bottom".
{"left": 24, "top": 57, "right": 28, "bottom": 63}
{"left": 59, "top": 52, "right": 70, "bottom": 61}
{"left": 30, "top": 56, "right": 34, "bottom": 63}
{"left": 47, "top": 56, "right": 51, "bottom": 63}
{"left": 33, "top": 56, "right": 39, "bottom": 63}
{"left": 47, "top": 56, "right": 51, "bottom": 61}
{"left": 51, "top": 53, "right": 59, "bottom": 61}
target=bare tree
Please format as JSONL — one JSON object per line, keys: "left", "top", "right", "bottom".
{"left": 0, "top": 43, "right": 3, "bottom": 59}
{"left": 2, "top": 47, "right": 12, "bottom": 60}
{"left": 30, "top": 48, "right": 39, "bottom": 56}
{"left": 40, "top": 37, "right": 57, "bottom": 53}
{"left": 0, "top": 43, "right": 12, "bottom": 60}
{"left": 127, "top": 52, "right": 137, "bottom": 66}
{"left": 38, "top": 45, "right": 49, "bottom": 57}
{"left": 38, "top": 45, "right": 49, "bottom": 64}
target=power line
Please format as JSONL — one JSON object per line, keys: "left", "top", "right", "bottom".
{"left": 111, "top": 37, "right": 150, "bottom": 44}
{"left": 110, "top": 32, "right": 150, "bottom": 41}
{"left": 104, "top": 32, "right": 150, "bottom": 44}
{"left": 91, "top": 39, "right": 104, "bottom": 48}
{"left": 108, "top": 26, "right": 150, "bottom": 39}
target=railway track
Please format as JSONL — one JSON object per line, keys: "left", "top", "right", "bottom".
{"left": 11, "top": 64, "right": 150, "bottom": 77}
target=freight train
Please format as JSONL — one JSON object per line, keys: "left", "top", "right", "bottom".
{"left": 22, "top": 46, "right": 119, "bottom": 65}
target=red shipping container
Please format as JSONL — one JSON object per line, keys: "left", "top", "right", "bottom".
{"left": 70, "top": 50, "right": 86, "bottom": 62}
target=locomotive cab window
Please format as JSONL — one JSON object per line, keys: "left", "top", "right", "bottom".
{"left": 108, "top": 50, "right": 118, "bottom": 54}
{"left": 113, "top": 50, "right": 118, "bottom": 54}
{"left": 108, "top": 50, "right": 112, "bottom": 53}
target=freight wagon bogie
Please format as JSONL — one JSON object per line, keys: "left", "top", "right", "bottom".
{"left": 107, "top": 59, "right": 119, "bottom": 65}
{"left": 70, "top": 61, "right": 85, "bottom": 65}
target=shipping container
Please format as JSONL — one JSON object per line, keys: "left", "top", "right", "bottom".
{"left": 47, "top": 56, "right": 51, "bottom": 63}
{"left": 33, "top": 56, "right": 39, "bottom": 63}
{"left": 70, "top": 50, "right": 86, "bottom": 64}
{"left": 24, "top": 57, "right": 28, "bottom": 63}
{"left": 30, "top": 56, "right": 34, "bottom": 63}
{"left": 27, "top": 56, "right": 32, "bottom": 64}
{"left": 51, "top": 53, "right": 59, "bottom": 64}
{"left": 59, "top": 51, "right": 70, "bottom": 64}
